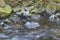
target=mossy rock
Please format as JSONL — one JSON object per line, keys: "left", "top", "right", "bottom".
{"left": 0, "top": 5, "right": 12, "bottom": 17}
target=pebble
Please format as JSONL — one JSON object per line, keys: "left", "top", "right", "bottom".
{"left": 25, "top": 22, "right": 40, "bottom": 29}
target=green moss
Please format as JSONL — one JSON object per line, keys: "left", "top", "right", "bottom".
{"left": 0, "top": 5, "right": 12, "bottom": 17}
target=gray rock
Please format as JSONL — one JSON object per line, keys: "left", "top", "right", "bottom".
{"left": 4, "top": 24, "right": 12, "bottom": 29}
{"left": 46, "top": 9, "right": 55, "bottom": 15}
{"left": 50, "top": 29, "right": 60, "bottom": 38}
{"left": 31, "top": 15, "right": 41, "bottom": 21}
{"left": 16, "top": 12, "right": 22, "bottom": 15}
{"left": 12, "top": 6, "right": 21, "bottom": 12}
{"left": 49, "top": 14, "right": 60, "bottom": 24}
{"left": 23, "top": 11, "right": 30, "bottom": 16}
{"left": 49, "top": 15, "right": 58, "bottom": 22}
{"left": 25, "top": 22, "right": 40, "bottom": 29}
{"left": 9, "top": 15, "right": 21, "bottom": 23}
{"left": 11, "top": 35, "right": 32, "bottom": 40}
{"left": 0, "top": 21, "right": 4, "bottom": 26}
{"left": 4, "top": 18, "right": 11, "bottom": 23}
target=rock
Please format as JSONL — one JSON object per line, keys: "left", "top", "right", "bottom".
{"left": 31, "top": 15, "right": 41, "bottom": 21}
{"left": 3, "top": 29, "right": 20, "bottom": 34}
{"left": 49, "top": 14, "right": 60, "bottom": 24}
{"left": 49, "top": 15, "right": 57, "bottom": 22}
{"left": 22, "top": 1, "right": 32, "bottom": 7}
{"left": 5, "top": 0, "right": 19, "bottom": 6}
{"left": 0, "top": 0, "right": 6, "bottom": 7}
{"left": 46, "top": 4, "right": 56, "bottom": 15}
{"left": 56, "top": 13, "right": 60, "bottom": 18}
{"left": 12, "top": 6, "right": 21, "bottom": 12}
{"left": 25, "top": 22, "right": 40, "bottom": 29}
{"left": 23, "top": 11, "right": 30, "bottom": 16}
{"left": 0, "top": 20, "right": 4, "bottom": 26}
{"left": 4, "top": 18, "right": 11, "bottom": 23}
{"left": 0, "top": 5, "right": 12, "bottom": 17}
{"left": 0, "top": 33, "right": 9, "bottom": 38}
{"left": 0, "top": 5, "right": 12, "bottom": 13}
{"left": 9, "top": 15, "right": 21, "bottom": 23}
{"left": 31, "top": 8, "right": 41, "bottom": 13}
{"left": 50, "top": 29, "right": 60, "bottom": 38}
{"left": 16, "top": 12, "right": 22, "bottom": 15}
{"left": 4, "top": 23, "right": 12, "bottom": 29}
{"left": 49, "top": 15, "right": 58, "bottom": 22}
{"left": 11, "top": 35, "right": 31, "bottom": 40}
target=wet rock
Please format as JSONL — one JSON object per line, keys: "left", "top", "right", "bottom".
{"left": 49, "top": 14, "right": 60, "bottom": 24}
{"left": 9, "top": 15, "right": 21, "bottom": 23}
{"left": 31, "top": 15, "right": 41, "bottom": 21}
{"left": 4, "top": 18, "right": 11, "bottom": 23}
{"left": 0, "top": 33, "right": 9, "bottom": 38}
{"left": 0, "top": 20, "right": 4, "bottom": 26}
{"left": 46, "top": 4, "right": 56, "bottom": 15}
{"left": 23, "top": 11, "right": 30, "bottom": 16}
{"left": 49, "top": 15, "right": 59, "bottom": 22}
{"left": 11, "top": 24, "right": 22, "bottom": 30}
{"left": 3, "top": 23, "right": 12, "bottom": 30}
{"left": 56, "top": 13, "right": 60, "bottom": 18}
{"left": 31, "top": 8, "right": 41, "bottom": 13}
{"left": 3, "top": 29, "right": 20, "bottom": 34}
{"left": 0, "top": 5, "right": 12, "bottom": 17}
{"left": 12, "top": 6, "right": 21, "bottom": 12}
{"left": 11, "top": 35, "right": 31, "bottom": 40}
{"left": 19, "top": 9, "right": 31, "bottom": 16}
{"left": 50, "top": 29, "right": 60, "bottom": 38}
{"left": 16, "top": 12, "right": 22, "bottom": 15}
{"left": 46, "top": 9, "right": 55, "bottom": 15}
{"left": 25, "top": 22, "right": 40, "bottom": 29}
{"left": 5, "top": 0, "right": 19, "bottom": 6}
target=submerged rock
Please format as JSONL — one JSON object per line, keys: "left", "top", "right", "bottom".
{"left": 25, "top": 22, "right": 40, "bottom": 29}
